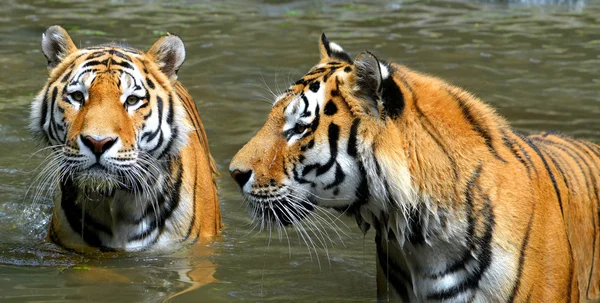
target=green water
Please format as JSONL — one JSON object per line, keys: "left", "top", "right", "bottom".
{"left": 0, "top": 0, "right": 598, "bottom": 301}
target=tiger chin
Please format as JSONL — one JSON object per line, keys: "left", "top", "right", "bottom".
{"left": 230, "top": 34, "right": 600, "bottom": 302}
{"left": 30, "top": 26, "right": 221, "bottom": 252}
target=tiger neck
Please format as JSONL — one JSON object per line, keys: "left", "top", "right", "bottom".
{"left": 351, "top": 75, "right": 511, "bottom": 300}
{"left": 55, "top": 155, "right": 184, "bottom": 250}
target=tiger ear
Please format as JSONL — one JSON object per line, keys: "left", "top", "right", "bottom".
{"left": 354, "top": 51, "right": 404, "bottom": 118}
{"left": 318, "top": 33, "right": 352, "bottom": 64}
{"left": 41, "top": 25, "right": 78, "bottom": 71}
{"left": 147, "top": 33, "right": 185, "bottom": 82}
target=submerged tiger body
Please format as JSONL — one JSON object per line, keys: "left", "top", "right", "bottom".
{"left": 230, "top": 34, "right": 600, "bottom": 301}
{"left": 31, "top": 26, "right": 221, "bottom": 251}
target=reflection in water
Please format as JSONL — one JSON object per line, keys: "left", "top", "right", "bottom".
{"left": 0, "top": 0, "right": 598, "bottom": 301}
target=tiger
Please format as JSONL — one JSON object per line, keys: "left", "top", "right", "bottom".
{"left": 229, "top": 33, "right": 600, "bottom": 302}
{"left": 30, "top": 25, "right": 221, "bottom": 252}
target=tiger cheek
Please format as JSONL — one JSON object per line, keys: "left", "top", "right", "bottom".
{"left": 118, "top": 114, "right": 136, "bottom": 149}
{"left": 65, "top": 108, "right": 86, "bottom": 144}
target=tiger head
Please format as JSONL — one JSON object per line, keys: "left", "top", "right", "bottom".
{"left": 31, "top": 26, "right": 190, "bottom": 193}
{"left": 230, "top": 34, "right": 416, "bottom": 229}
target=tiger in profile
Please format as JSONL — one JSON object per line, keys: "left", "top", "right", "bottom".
{"left": 31, "top": 26, "right": 221, "bottom": 252}
{"left": 229, "top": 34, "right": 600, "bottom": 301}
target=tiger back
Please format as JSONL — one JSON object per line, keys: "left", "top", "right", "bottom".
{"left": 31, "top": 26, "right": 221, "bottom": 252}
{"left": 229, "top": 34, "right": 600, "bottom": 301}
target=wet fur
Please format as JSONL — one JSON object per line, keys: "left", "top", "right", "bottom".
{"left": 31, "top": 26, "right": 221, "bottom": 252}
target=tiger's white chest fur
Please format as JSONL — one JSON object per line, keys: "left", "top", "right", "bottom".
{"left": 359, "top": 200, "right": 518, "bottom": 302}
{"left": 53, "top": 175, "right": 194, "bottom": 252}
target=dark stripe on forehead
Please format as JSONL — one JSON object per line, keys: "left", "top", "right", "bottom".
{"left": 108, "top": 49, "right": 132, "bottom": 61}
{"left": 82, "top": 59, "right": 109, "bottom": 69}
{"left": 61, "top": 69, "right": 73, "bottom": 83}
{"left": 72, "top": 68, "right": 100, "bottom": 83}
{"left": 86, "top": 51, "right": 107, "bottom": 60}
{"left": 322, "top": 68, "right": 336, "bottom": 83}
{"left": 112, "top": 60, "right": 134, "bottom": 69}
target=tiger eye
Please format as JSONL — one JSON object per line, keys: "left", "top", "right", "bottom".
{"left": 294, "top": 123, "right": 307, "bottom": 134}
{"left": 71, "top": 91, "right": 84, "bottom": 102}
{"left": 126, "top": 95, "right": 140, "bottom": 106}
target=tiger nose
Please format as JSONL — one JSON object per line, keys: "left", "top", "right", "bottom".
{"left": 81, "top": 135, "right": 117, "bottom": 157}
{"left": 230, "top": 169, "right": 252, "bottom": 188}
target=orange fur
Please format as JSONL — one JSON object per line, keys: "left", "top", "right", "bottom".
{"left": 32, "top": 26, "right": 220, "bottom": 251}
{"left": 230, "top": 35, "right": 600, "bottom": 301}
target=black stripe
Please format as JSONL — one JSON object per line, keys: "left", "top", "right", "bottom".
{"left": 308, "top": 81, "right": 320, "bottom": 93}
{"left": 86, "top": 51, "right": 107, "bottom": 60}
{"left": 183, "top": 154, "right": 199, "bottom": 241}
{"left": 559, "top": 137, "right": 600, "bottom": 297}
{"left": 427, "top": 196, "right": 494, "bottom": 300}
{"left": 330, "top": 77, "right": 341, "bottom": 97}
{"left": 541, "top": 145, "right": 574, "bottom": 199}
{"left": 155, "top": 95, "right": 177, "bottom": 158}
{"left": 501, "top": 130, "right": 531, "bottom": 177}
{"left": 61, "top": 69, "right": 72, "bottom": 83}
{"left": 129, "top": 158, "right": 183, "bottom": 243}
{"left": 427, "top": 165, "right": 495, "bottom": 300}
{"left": 427, "top": 164, "right": 482, "bottom": 279}
{"left": 406, "top": 205, "right": 425, "bottom": 245}
{"left": 112, "top": 60, "right": 133, "bottom": 69}
{"left": 82, "top": 59, "right": 109, "bottom": 69}
{"left": 300, "top": 93, "right": 309, "bottom": 115}
{"left": 323, "top": 162, "right": 345, "bottom": 190}
{"left": 306, "top": 67, "right": 327, "bottom": 76}
{"left": 48, "top": 87, "right": 59, "bottom": 142}
{"left": 415, "top": 103, "right": 459, "bottom": 180}
{"left": 322, "top": 68, "right": 336, "bottom": 83}
{"left": 375, "top": 234, "right": 410, "bottom": 301}
{"left": 347, "top": 118, "right": 360, "bottom": 157}
{"left": 146, "top": 78, "right": 155, "bottom": 89}
{"left": 537, "top": 138, "right": 588, "bottom": 194}
{"left": 60, "top": 179, "right": 114, "bottom": 250}
{"left": 299, "top": 139, "right": 314, "bottom": 152}
{"left": 158, "top": 126, "right": 178, "bottom": 159}
{"left": 315, "top": 123, "right": 339, "bottom": 176}
{"left": 141, "top": 96, "right": 163, "bottom": 142}
{"left": 448, "top": 89, "right": 506, "bottom": 163}
{"left": 380, "top": 64, "right": 404, "bottom": 119}
{"left": 324, "top": 100, "right": 337, "bottom": 116}
{"left": 108, "top": 49, "right": 132, "bottom": 61}
{"left": 292, "top": 162, "right": 316, "bottom": 187}
{"left": 508, "top": 210, "right": 535, "bottom": 303}
{"left": 294, "top": 78, "right": 307, "bottom": 86}
{"left": 516, "top": 133, "right": 563, "bottom": 216}
{"left": 39, "top": 87, "right": 50, "bottom": 132}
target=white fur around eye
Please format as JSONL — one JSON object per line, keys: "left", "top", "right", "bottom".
{"left": 120, "top": 72, "right": 147, "bottom": 110}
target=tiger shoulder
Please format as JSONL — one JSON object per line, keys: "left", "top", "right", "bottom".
{"left": 229, "top": 33, "right": 600, "bottom": 302}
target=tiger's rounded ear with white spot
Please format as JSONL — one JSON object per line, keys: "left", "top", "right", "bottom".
{"left": 354, "top": 51, "right": 404, "bottom": 118}
{"left": 147, "top": 33, "right": 186, "bottom": 83}
{"left": 318, "top": 33, "right": 353, "bottom": 64}
{"left": 41, "top": 25, "right": 78, "bottom": 71}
